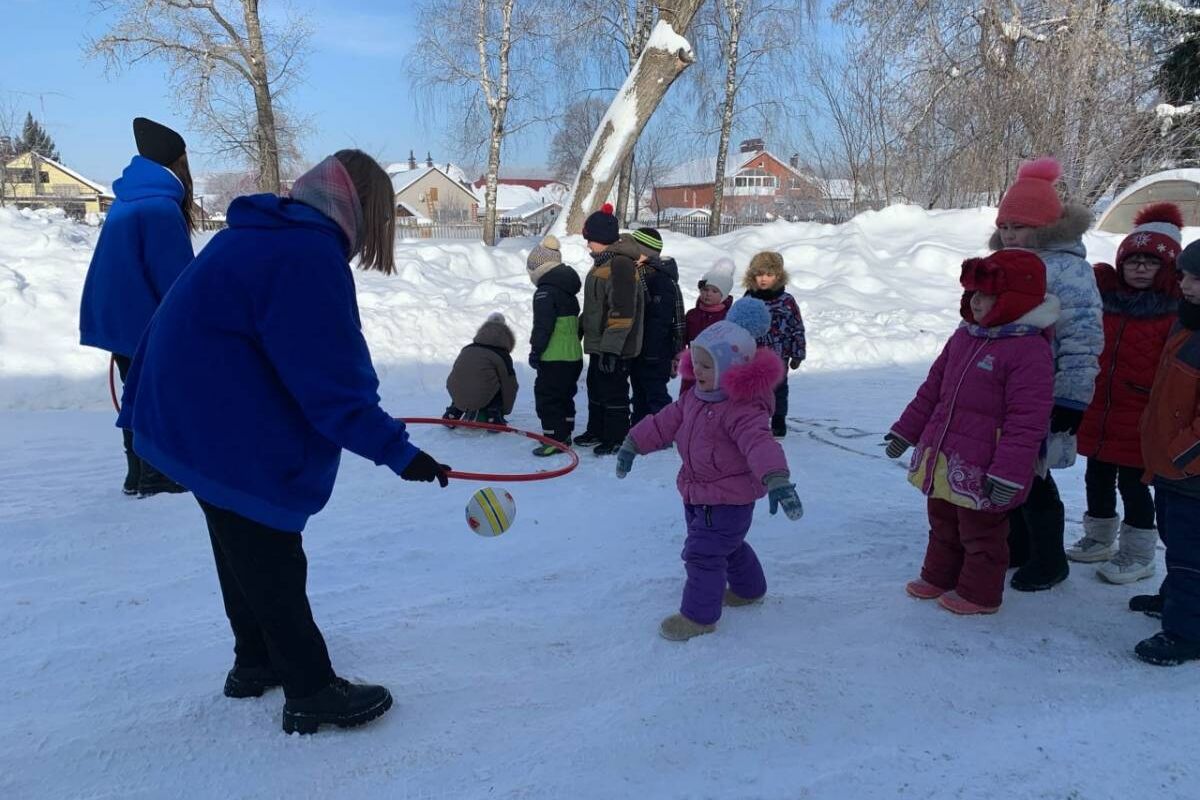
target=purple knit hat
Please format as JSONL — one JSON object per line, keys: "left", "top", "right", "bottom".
{"left": 290, "top": 155, "right": 364, "bottom": 256}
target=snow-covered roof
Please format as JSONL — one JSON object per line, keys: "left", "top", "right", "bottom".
{"left": 1096, "top": 168, "right": 1200, "bottom": 233}
{"left": 390, "top": 166, "right": 478, "bottom": 206}
{"left": 659, "top": 149, "right": 807, "bottom": 188}
{"left": 475, "top": 183, "right": 550, "bottom": 212}
{"left": 388, "top": 161, "right": 472, "bottom": 187}
{"left": 6, "top": 153, "right": 114, "bottom": 197}
{"left": 500, "top": 200, "right": 560, "bottom": 221}
{"left": 819, "top": 179, "right": 856, "bottom": 201}
{"left": 395, "top": 201, "right": 432, "bottom": 224}
{"left": 656, "top": 207, "right": 711, "bottom": 219}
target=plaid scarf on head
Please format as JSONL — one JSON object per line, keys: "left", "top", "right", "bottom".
{"left": 289, "top": 155, "right": 363, "bottom": 256}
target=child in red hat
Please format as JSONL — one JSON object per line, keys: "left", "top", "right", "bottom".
{"left": 1071, "top": 203, "right": 1183, "bottom": 585}
{"left": 886, "top": 249, "right": 1058, "bottom": 614}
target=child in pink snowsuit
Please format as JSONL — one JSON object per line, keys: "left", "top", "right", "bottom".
{"left": 616, "top": 298, "right": 804, "bottom": 641}
{"left": 887, "top": 249, "right": 1057, "bottom": 614}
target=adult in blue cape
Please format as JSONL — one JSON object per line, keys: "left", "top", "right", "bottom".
{"left": 80, "top": 117, "right": 195, "bottom": 496}
{"left": 117, "top": 150, "right": 450, "bottom": 735}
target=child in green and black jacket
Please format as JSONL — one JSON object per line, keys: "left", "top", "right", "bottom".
{"left": 527, "top": 235, "right": 584, "bottom": 456}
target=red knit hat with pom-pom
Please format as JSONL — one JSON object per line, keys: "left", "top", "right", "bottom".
{"left": 996, "top": 157, "right": 1063, "bottom": 227}
{"left": 1116, "top": 202, "right": 1183, "bottom": 274}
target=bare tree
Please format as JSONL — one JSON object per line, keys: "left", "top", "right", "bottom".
{"left": 628, "top": 113, "right": 674, "bottom": 220}
{"left": 549, "top": 97, "right": 610, "bottom": 181}
{"left": 553, "top": 0, "right": 705, "bottom": 236}
{"left": 0, "top": 93, "right": 21, "bottom": 208}
{"left": 87, "top": 0, "right": 310, "bottom": 193}
{"left": 411, "top": 0, "right": 556, "bottom": 246}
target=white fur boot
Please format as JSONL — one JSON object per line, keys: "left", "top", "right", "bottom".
{"left": 1066, "top": 514, "right": 1120, "bottom": 563}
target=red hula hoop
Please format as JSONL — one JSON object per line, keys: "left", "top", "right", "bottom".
{"left": 106, "top": 366, "right": 573, "bottom": 482}
{"left": 398, "top": 417, "right": 579, "bottom": 482}
{"left": 109, "top": 355, "right": 121, "bottom": 413}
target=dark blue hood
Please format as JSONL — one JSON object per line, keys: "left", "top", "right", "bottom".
{"left": 227, "top": 193, "right": 347, "bottom": 249}
{"left": 112, "top": 156, "right": 184, "bottom": 204}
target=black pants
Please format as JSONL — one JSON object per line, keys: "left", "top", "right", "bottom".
{"left": 199, "top": 499, "right": 335, "bottom": 699}
{"left": 534, "top": 360, "right": 582, "bottom": 442}
{"left": 630, "top": 356, "right": 673, "bottom": 426}
{"left": 1085, "top": 457, "right": 1156, "bottom": 529}
{"left": 773, "top": 377, "right": 789, "bottom": 420}
{"left": 113, "top": 354, "right": 134, "bottom": 455}
{"left": 1009, "top": 471, "right": 1066, "bottom": 569}
{"left": 584, "top": 357, "right": 631, "bottom": 446}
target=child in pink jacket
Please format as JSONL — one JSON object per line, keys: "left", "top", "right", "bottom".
{"left": 887, "top": 249, "right": 1057, "bottom": 615}
{"left": 615, "top": 298, "right": 804, "bottom": 641}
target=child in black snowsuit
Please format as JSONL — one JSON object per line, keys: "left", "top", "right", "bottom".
{"left": 444, "top": 312, "right": 519, "bottom": 426}
{"left": 630, "top": 226, "right": 685, "bottom": 426}
{"left": 526, "top": 235, "right": 584, "bottom": 456}
{"left": 743, "top": 251, "right": 806, "bottom": 438}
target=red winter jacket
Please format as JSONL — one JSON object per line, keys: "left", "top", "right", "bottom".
{"left": 1078, "top": 263, "right": 1179, "bottom": 468}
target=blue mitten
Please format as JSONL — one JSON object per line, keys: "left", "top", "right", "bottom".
{"left": 765, "top": 474, "right": 804, "bottom": 521}
{"left": 615, "top": 437, "right": 639, "bottom": 479}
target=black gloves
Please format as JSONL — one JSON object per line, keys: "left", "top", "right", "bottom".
{"left": 401, "top": 450, "right": 450, "bottom": 487}
{"left": 1049, "top": 405, "right": 1084, "bottom": 435}
{"left": 528, "top": 352, "right": 540, "bottom": 370}
{"left": 884, "top": 433, "right": 911, "bottom": 459}
{"left": 597, "top": 352, "right": 620, "bottom": 374}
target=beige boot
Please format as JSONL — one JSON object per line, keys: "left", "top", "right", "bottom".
{"left": 658, "top": 613, "right": 716, "bottom": 641}
{"left": 1097, "top": 525, "right": 1158, "bottom": 584}
{"left": 723, "top": 588, "right": 765, "bottom": 607}
{"left": 1067, "top": 514, "right": 1120, "bottom": 563}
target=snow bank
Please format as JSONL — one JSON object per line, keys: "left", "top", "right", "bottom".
{"left": 0, "top": 203, "right": 1155, "bottom": 411}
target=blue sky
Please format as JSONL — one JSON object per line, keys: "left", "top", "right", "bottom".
{"left": 2, "top": 1, "right": 842, "bottom": 187}
{"left": 0, "top": 0, "right": 464, "bottom": 184}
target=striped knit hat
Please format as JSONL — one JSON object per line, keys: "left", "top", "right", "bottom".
{"left": 632, "top": 227, "right": 664, "bottom": 257}
{"left": 526, "top": 234, "right": 562, "bottom": 285}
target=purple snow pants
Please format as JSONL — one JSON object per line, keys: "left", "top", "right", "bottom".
{"left": 680, "top": 503, "right": 766, "bottom": 625}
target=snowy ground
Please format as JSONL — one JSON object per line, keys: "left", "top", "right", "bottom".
{"left": 2, "top": 207, "right": 1198, "bottom": 798}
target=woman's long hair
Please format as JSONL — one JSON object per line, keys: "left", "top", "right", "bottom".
{"left": 334, "top": 149, "right": 395, "bottom": 274}
{"left": 168, "top": 153, "right": 196, "bottom": 235}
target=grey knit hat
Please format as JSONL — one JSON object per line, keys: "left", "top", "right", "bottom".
{"left": 527, "top": 234, "right": 562, "bottom": 285}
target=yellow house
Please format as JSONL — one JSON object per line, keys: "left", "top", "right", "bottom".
{"left": 1, "top": 152, "right": 114, "bottom": 218}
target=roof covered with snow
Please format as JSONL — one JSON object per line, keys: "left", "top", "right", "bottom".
{"left": 659, "top": 149, "right": 807, "bottom": 188}
{"left": 500, "top": 200, "right": 561, "bottom": 221}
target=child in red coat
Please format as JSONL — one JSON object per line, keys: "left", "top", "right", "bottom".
{"left": 678, "top": 258, "right": 735, "bottom": 396}
{"left": 1071, "top": 204, "right": 1182, "bottom": 585}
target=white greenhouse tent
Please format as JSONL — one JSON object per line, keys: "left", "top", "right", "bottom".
{"left": 1097, "top": 169, "right": 1200, "bottom": 233}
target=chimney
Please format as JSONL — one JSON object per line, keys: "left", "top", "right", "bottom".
{"left": 426, "top": 151, "right": 434, "bottom": 168}
{"left": 408, "top": 150, "right": 417, "bottom": 170}
{"left": 789, "top": 153, "right": 800, "bottom": 170}
{"left": 739, "top": 138, "right": 765, "bottom": 154}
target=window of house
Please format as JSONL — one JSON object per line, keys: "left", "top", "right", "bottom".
{"left": 428, "top": 187, "right": 439, "bottom": 202}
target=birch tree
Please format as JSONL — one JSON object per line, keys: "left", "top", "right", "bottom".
{"left": 411, "top": 0, "right": 553, "bottom": 246}
{"left": 88, "top": 0, "right": 310, "bottom": 193}
{"left": 552, "top": 0, "right": 705, "bottom": 237}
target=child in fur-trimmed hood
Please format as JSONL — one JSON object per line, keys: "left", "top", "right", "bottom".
{"left": 887, "top": 249, "right": 1057, "bottom": 615}
{"left": 614, "top": 298, "right": 804, "bottom": 642}
{"left": 743, "top": 251, "right": 805, "bottom": 438}
{"left": 989, "top": 156, "right": 1104, "bottom": 593}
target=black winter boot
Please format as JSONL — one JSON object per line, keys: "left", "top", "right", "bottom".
{"left": 771, "top": 416, "right": 787, "bottom": 439}
{"left": 123, "top": 451, "right": 142, "bottom": 496}
{"left": 573, "top": 431, "right": 601, "bottom": 447}
{"left": 224, "top": 664, "right": 281, "bottom": 698}
{"left": 281, "top": 677, "right": 393, "bottom": 734}
{"left": 1007, "top": 508, "right": 1030, "bottom": 568}
{"left": 1129, "top": 593, "right": 1165, "bottom": 619}
{"left": 1009, "top": 476, "right": 1068, "bottom": 592}
{"left": 137, "top": 462, "right": 187, "bottom": 498}
{"left": 1135, "top": 631, "right": 1200, "bottom": 666}
{"left": 593, "top": 442, "right": 621, "bottom": 456}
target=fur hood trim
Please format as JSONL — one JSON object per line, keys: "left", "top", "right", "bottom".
{"left": 742, "top": 251, "right": 790, "bottom": 291}
{"left": 989, "top": 203, "right": 1092, "bottom": 251}
{"left": 678, "top": 346, "right": 784, "bottom": 401}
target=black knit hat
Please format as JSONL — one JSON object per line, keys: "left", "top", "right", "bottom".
{"left": 582, "top": 203, "right": 619, "bottom": 245}
{"left": 133, "top": 117, "right": 186, "bottom": 167}
{"left": 1179, "top": 240, "right": 1200, "bottom": 278}
{"left": 632, "top": 227, "right": 663, "bottom": 253}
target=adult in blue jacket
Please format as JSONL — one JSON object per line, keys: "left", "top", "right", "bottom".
{"left": 117, "top": 150, "right": 450, "bottom": 735}
{"left": 79, "top": 117, "right": 195, "bottom": 497}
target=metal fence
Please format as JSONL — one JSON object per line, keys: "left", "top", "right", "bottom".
{"left": 395, "top": 219, "right": 543, "bottom": 241}
{"left": 635, "top": 217, "right": 766, "bottom": 238}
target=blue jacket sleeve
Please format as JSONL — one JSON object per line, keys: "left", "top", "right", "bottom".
{"left": 140, "top": 198, "right": 195, "bottom": 301}
{"left": 257, "top": 250, "right": 420, "bottom": 475}
{"left": 1044, "top": 252, "right": 1103, "bottom": 409}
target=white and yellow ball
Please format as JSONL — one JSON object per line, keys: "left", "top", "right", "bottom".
{"left": 465, "top": 487, "right": 516, "bottom": 536}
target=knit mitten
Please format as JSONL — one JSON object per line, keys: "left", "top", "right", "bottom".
{"left": 884, "top": 433, "right": 911, "bottom": 459}
{"left": 614, "top": 437, "right": 639, "bottom": 479}
{"left": 765, "top": 473, "right": 804, "bottom": 520}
